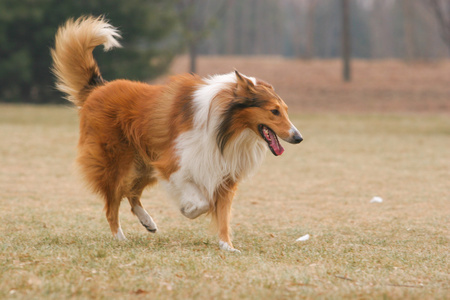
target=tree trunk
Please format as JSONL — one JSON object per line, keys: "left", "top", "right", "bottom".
{"left": 341, "top": 0, "right": 351, "bottom": 82}
{"left": 225, "top": 1, "right": 235, "bottom": 54}
{"left": 306, "top": 0, "right": 317, "bottom": 59}
{"left": 427, "top": 0, "right": 450, "bottom": 54}
{"left": 370, "top": 0, "right": 387, "bottom": 58}
{"left": 402, "top": 0, "right": 416, "bottom": 60}
{"left": 189, "top": 42, "right": 197, "bottom": 74}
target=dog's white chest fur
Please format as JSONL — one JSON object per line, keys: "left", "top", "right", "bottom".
{"left": 174, "top": 127, "right": 266, "bottom": 201}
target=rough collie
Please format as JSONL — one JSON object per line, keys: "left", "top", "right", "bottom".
{"left": 51, "top": 16, "right": 302, "bottom": 252}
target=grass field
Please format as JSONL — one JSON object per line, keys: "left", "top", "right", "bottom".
{"left": 1, "top": 57, "right": 450, "bottom": 299}
{"left": 0, "top": 104, "right": 449, "bottom": 299}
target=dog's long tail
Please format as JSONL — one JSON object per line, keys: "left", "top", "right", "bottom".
{"left": 51, "top": 16, "right": 121, "bottom": 106}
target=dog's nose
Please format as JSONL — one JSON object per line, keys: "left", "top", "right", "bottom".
{"left": 287, "top": 125, "right": 303, "bottom": 144}
{"left": 292, "top": 134, "right": 303, "bottom": 144}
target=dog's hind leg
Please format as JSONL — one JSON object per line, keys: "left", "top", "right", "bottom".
{"left": 128, "top": 196, "right": 158, "bottom": 233}
{"left": 77, "top": 146, "right": 128, "bottom": 241}
{"left": 105, "top": 191, "right": 127, "bottom": 241}
{"left": 127, "top": 177, "right": 158, "bottom": 233}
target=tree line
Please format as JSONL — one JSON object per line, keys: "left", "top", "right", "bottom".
{"left": 1, "top": 0, "right": 449, "bottom": 103}
{"left": 200, "top": 0, "right": 450, "bottom": 59}
{"left": 0, "top": 0, "right": 180, "bottom": 103}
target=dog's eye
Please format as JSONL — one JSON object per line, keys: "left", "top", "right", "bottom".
{"left": 271, "top": 109, "right": 280, "bottom": 116}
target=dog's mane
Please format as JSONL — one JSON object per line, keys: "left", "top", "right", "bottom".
{"left": 173, "top": 72, "right": 267, "bottom": 200}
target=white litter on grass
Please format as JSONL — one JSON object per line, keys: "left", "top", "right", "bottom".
{"left": 296, "top": 234, "right": 310, "bottom": 242}
{"left": 370, "top": 196, "right": 383, "bottom": 203}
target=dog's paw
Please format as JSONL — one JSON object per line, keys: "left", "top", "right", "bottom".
{"left": 140, "top": 221, "right": 157, "bottom": 233}
{"left": 180, "top": 202, "right": 209, "bottom": 219}
{"left": 133, "top": 206, "right": 158, "bottom": 233}
{"left": 219, "top": 240, "right": 241, "bottom": 253}
{"left": 115, "top": 228, "right": 128, "bottom": 241}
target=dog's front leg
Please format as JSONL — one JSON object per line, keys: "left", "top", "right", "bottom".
{"left": 162, "top": 171, "right": 210, "bottom": 219}
{"left": 179, "top": 182, "right": 210, "bottom": 219}
{"left": 215, "top": 182, "right": 240, "bottom": 253}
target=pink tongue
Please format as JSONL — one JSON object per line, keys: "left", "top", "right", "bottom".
{"left": 268, "top": 130, "right": 284, "bottom": 155}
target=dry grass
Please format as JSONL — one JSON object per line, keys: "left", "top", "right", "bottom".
{"left": 0, "top": 102, "right": 449, "bottom": 299}
{"left": 1, "top": 57, "right": 449, "bottom": 298}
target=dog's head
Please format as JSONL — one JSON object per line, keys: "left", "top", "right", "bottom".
{"left": 217, "top": 71, "right": 302, "bottom": 156}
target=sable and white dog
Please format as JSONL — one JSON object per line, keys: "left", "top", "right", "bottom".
{"left": 51, "top": 16, "right": 302, "bottom": 252}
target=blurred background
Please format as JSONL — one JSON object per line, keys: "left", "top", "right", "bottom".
{"left": 0, "top": 0, "right": 449, "bottom": 112}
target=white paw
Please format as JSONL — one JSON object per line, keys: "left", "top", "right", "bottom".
{"left": 219, "top": 241, "right": 241, "bottom": 253}
{"left": 133, "top": 206, "right": 158, "bottom": 232}
{"left": 180, "top": 202, "right": 209, "bottom": 219}
{"left": 115, "top": 228, "right": 127, "bottom": 241}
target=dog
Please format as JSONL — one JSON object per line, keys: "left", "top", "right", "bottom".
{"left": 51, "top": 16, "right": 302, "bottom": 252}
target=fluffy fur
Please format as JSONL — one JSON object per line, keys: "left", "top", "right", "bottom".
{"left": 51, "top": 16, "right": 302, "bottom": 252}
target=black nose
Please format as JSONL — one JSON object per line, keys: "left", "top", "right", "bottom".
{"left": 292, "top": 135, "right": 303, "bottom": 144}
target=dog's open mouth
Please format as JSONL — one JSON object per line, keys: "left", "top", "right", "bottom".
{"left": 258, "top": 124, "right": 284, "bottom": 156}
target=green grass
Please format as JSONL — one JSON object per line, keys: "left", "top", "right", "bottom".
{"left": 0, "top": 104, "right": 449, "bottom": 299}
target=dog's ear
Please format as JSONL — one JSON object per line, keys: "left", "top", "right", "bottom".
{"left": 235, "top": 70, "right": 255, "bottom": 94}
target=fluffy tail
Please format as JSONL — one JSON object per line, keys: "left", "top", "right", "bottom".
{"left": 51, "top": 16, "right": 121, "bottom": 106}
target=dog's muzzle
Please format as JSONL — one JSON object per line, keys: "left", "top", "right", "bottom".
{"left": 285, "top": 125, "right": 303, "bottom": 144}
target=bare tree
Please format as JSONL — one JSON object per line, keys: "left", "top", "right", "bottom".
{"left": 370, "top": 0, "right": 390, "bottom": 58}
{"left": 177, "top": 0, "right": 230, "bottom": 73}
{"left": 402, "top": 0, "right": 417, "bottom": 60}
{"left": 305, "top": 0, "right": 317, "bottom": 59}
{"left": 426, "top": 0, "right": 450, "bottom": 53}
{"left": 225, "top": 1, "right": 236, "bottom": 54}
{"left": 341, "top": 0, "right": 351, "bottom": 82}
